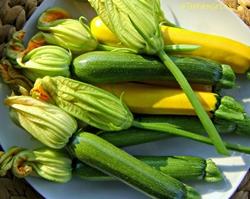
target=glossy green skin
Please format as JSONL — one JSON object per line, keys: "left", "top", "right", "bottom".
{"left": 68, "top": 132, "right": 200, "bottom": 199}
{"left": 73, "top": 51, "right": 234, "bottom": 88}
{"left": 99, "top": 115, "right": 237, "bottom": 147}
{"left": 99, "top": 127, "right": 170, "bottom": 147}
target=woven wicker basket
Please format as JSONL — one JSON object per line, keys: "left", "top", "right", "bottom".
{"left": 0, "top": 0, "right": 249, "bottom": 198}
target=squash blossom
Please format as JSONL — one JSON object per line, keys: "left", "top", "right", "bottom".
{"left": 88, "top": 0, "right": 229, "bottom": 155}
{"left": 13, "top": 148, "right": 72, "bottom": 183}
{"left": 138, "top": 0, "right": 174, "bottom": 26}
{"left": 88, "top": 0, "right": 163, "bottom": 54}
{"left": 31, "top": 76, "right": 133, "bottom": 131}
{"left": 37, "top": 8, "right": 98, "bottom": 54}
{"left": 5, "top": 31, "right": 25, "bottom": 65}
{"left": 16, "top": 45, "right": 72, "bottom": 81}
{"left": 5, "top": 96, "right": 78, "bottom": 149}
{"left": 0, "top": 147, "right": 72, "bottom": 183}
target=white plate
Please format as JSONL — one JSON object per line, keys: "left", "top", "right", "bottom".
{"left": 1, "top": 0, "right": 250, "bottom": 198}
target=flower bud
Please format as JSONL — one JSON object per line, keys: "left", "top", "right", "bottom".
{"left": 31, "top": 76, "right": 133, "bottom": 131}
{"left": 5, "top": 31, "right": 25, "bottom": 65}
{"left": 0, "top": 147, "right": 72, "bottom": 183}
{"left": 17, "top": 45, "right": 72, "bottom": 81}
{"left": 5, "top": 96, "right": 78, "bottom": 149}
{"left": 37, "top": 7, "right": 98, "bottom": 54}
{"left": 12, "top": 148, "right": 72, "bottom": 183}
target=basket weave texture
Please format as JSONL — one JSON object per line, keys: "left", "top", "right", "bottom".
{"left": 0, "top": 0, "right": 249, "bottom": 198}
{"left": 223, "top": 0, "right": 250, "bottom": 26}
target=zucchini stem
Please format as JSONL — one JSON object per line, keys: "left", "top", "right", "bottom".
{"left": 164, "top": 44, "right": 201, "bottom": 53}
{"left": 158, "top": 50, "right": 229, "bottom": 155}
{"left": 132, "top": 121, "right": 250, "bottom": 154}
{"left": 98, "top": 44, "right": 201, "bottom": 53}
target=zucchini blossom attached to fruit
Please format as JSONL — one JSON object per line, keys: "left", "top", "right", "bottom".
{"left": 0, "top": 147, "right": 72, "bottom": 183}
{"left": 37, "top": 7, "right": 98, "bottom": 54}
{"left": 5, "top": 96, "right": 78, "bottom": 149}
{"left": 31, "top": 76, "right": 133, "bottom": 131}
{"left": 17, "top": 45, "right": 72, "bottom": 81}
{"left": 88, "top": 0, "right": 164, "bottom": 54}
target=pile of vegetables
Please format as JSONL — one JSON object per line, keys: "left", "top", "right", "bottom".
{"left": 0, "top": 0, "right": 250, "bottom": 198}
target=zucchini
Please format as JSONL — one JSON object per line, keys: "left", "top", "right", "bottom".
{"left": 99, "top": 83, "right": 245, "bottom": 120}
{"left": 74, "top": 156, "right": 222, "bottom": 182}
{"left": 100, "top": 127, "right": 170, "bottom": 147}
{"left": 98, "top": 116, "right": 237, "bottom": 147}
{"left": 98, "top": 115, "right": 250, "bottom": 154}
{"left": 73, "top": 51, "right": 235, "bottom": 89}
{"left": 34, "top": 76, "right": 250, "bottom": 154}
{"left": 90, "top": 16, "right": 250, "bottom": 75}
{"left": 68, "top": 132, "right": 200, "bottom": 199}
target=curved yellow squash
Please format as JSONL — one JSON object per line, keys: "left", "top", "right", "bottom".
{"left": 161, "top": 26, "right": 250, "bottom": 74}
{"left": 98, "top": 83, "right": 218, "bottom": 115}
{"left": 91, "top": 16, "right": 250, "bottom": 74}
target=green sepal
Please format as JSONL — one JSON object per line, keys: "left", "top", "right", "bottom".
{"left": 214, "top": 96, "right": 245, "bottom": 121}
{"left": 217, "top": 64, "right": 236, "bottom": 89}
{"left": 204, "top": 159, "right": 223, "bottom": 182}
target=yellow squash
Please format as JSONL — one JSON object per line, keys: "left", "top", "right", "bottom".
{"left": 140, "top": 81, "right": 213, "bottom": 92}
{"left": 91, "top": 16, "right": 250, "bottom": 74}
{"left": 161, "top": 26, "right": 250, "bottom": 74}
{"left": 90, "top": 16, "right": 121, "bottom": 45}
{"left": 98, "top": 83, "right": 217, "bottom": 115}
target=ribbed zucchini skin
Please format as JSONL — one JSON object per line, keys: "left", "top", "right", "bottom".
{"left": 74, "top": 156, "right": 206, "bottom": 181}
{"left": 68, "top": 132, "right": 200, "bottom": 199}
{"left": 73, "top": 51, "right": 234, "bottom": 88}
{"left": 74, "top": 156, "right": 222, "bottom": 182}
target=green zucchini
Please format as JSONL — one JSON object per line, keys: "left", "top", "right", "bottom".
{"left": 99, "top": 115, "right": 250, "bottom": 148}
{"left": 74, "top": 156, "right": 222, "bottom": 182}
{"left": 68, "top": 132, "right": 200, "bottom": 199}
{"left": 73, "top": 51, "right": 235, "bottom": 89}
